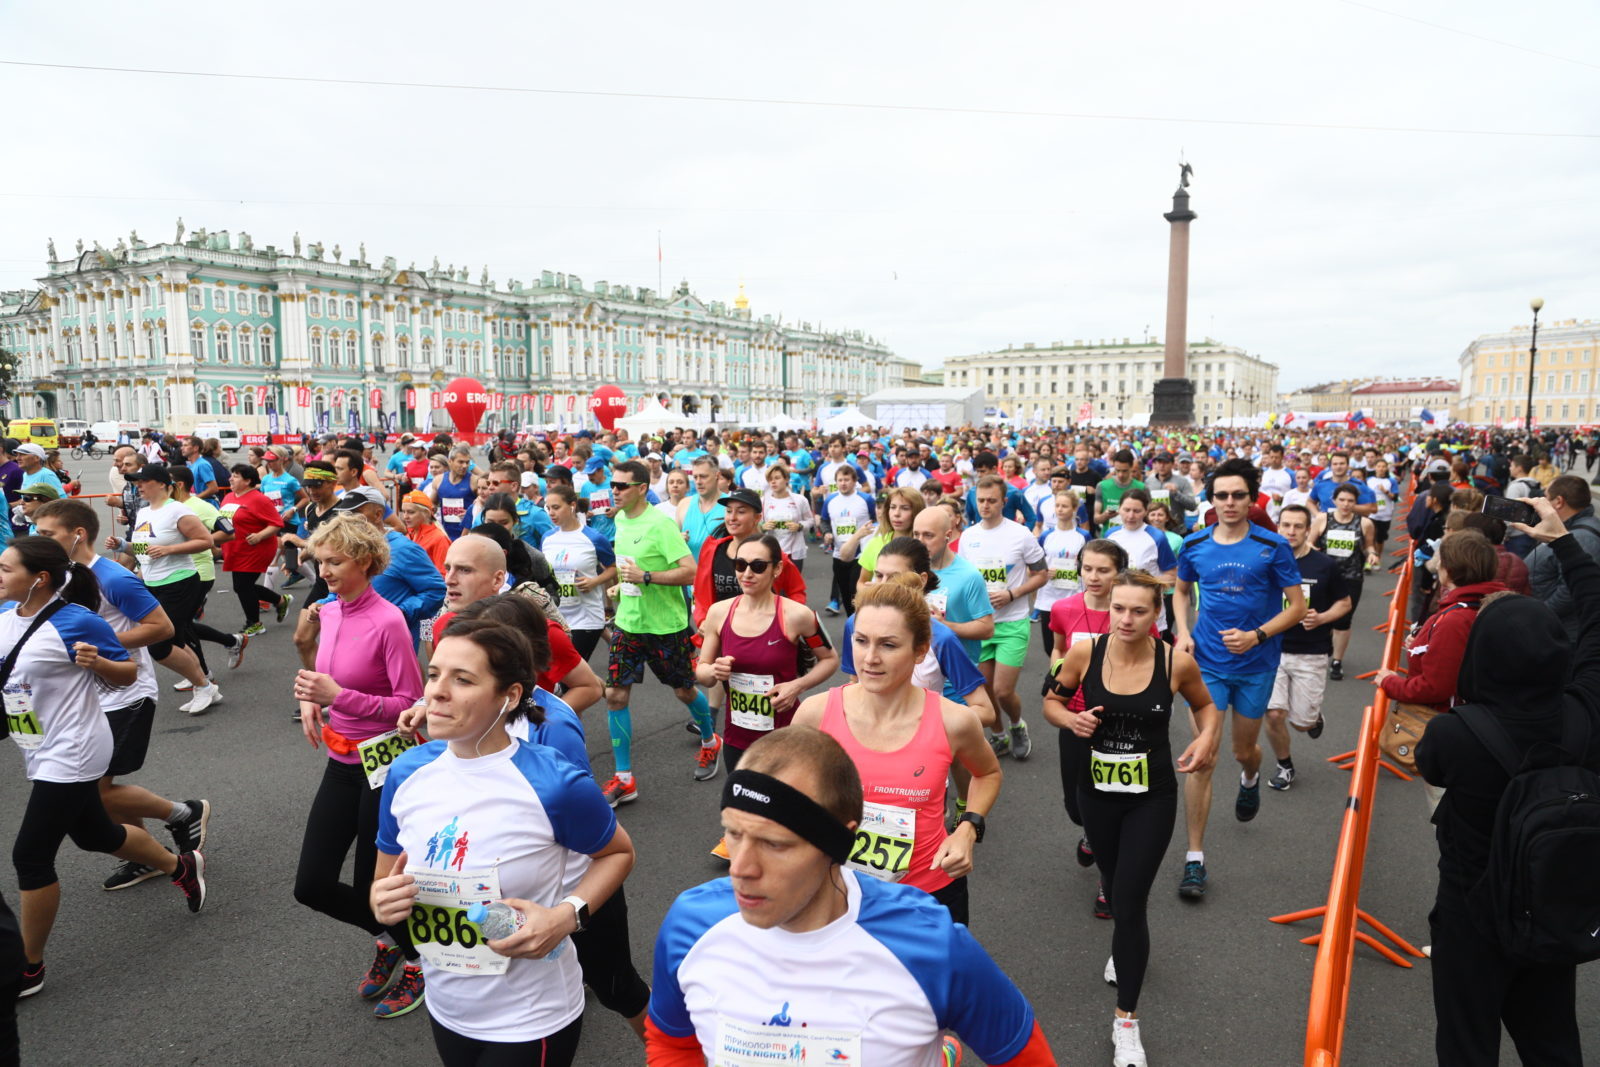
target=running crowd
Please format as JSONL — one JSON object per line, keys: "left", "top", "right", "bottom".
{"left": 1, "top": 418, "right": 1596, "bottom": 1067}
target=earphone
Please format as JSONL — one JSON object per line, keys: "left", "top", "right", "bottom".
{"left": 472, "top": 693, "right": 517, "bottom": 759}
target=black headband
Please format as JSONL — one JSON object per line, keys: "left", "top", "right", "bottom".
{"left": 721, "top": 769, "right": 854, "bottom": 865}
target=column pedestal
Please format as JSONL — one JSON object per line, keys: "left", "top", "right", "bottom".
{"left": 1151, "top": 377, "right": 1196, "bottom": 427}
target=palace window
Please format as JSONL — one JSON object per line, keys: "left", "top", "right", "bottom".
{"left": 308, "top": 296, "right": 322, "bottom": 316}
{"left": 344, "top": 300, "right": 355, "bottom": 319}
{"left": 188, "top": 288, "right": 202, "bottom": 310}
{"left": 310, "top": 331, "right": 323, "bottom": 365}
{"left": 257, "top": 294, "right": 271, "bottom": 315}
{"left": 196, "top": 389, "right": 211, "bottom": 415}
{"left": 259, "top": 330, "right": 274, "bottom": 365}
{"left": 397, "top": 335, "right": 410, "bottom": 367}
{"left": 328, "top": 299, "right": 340, "bottom": 321}
{"left": 346, "top": 333, "right": 358, "bottom": 368}
{"left": 215, "top": 326, "right": 231, "bottom": 364}
{"left": 191, "top": 324, "right": 207, "bottom": 361}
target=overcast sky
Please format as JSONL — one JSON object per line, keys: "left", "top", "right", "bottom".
{"left": 2, "top": 1, "right": 1595, "bottom": 390}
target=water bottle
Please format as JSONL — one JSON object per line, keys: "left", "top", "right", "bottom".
{"left": 466, "top": 902, "right": 567, "bottom": 959}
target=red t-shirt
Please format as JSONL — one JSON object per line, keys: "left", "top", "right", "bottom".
{"left": 431, "top": 611, "right": 580, "bottom": 693}
{"left": 931, "top": 468, "right": 963, "bottom": 494}
{"left": 218, "top": 489, "right": 283, "bottom": 572}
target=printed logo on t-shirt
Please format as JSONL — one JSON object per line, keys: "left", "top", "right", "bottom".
{"left": 422, "top": 816, "right": 470, "bottom": 871}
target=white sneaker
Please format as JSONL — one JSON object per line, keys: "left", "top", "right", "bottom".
{"left": 1104, "top": 955, "right": 1117, "bottom": 986}
{"left": 182, "top": 684, "right": 223, "bottom": 715}
{"left": 226, "top": 633, "right": 248, "bottom": 670}
{"left": 1112, "top": 1016, "right": 1146, "bottom": 1067}
{"left": 172, "top": 674, "right": 210, "bottom": 692}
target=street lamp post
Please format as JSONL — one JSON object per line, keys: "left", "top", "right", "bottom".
{"left": 1227, "top": 385, "right": 1239, "bottom": 425}
{"left": 1525, "top": 297, "right": 1544, "bottom": 434}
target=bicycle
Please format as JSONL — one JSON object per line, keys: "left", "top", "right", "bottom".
{"left": 69, "top": 442, "right": 104, "bottom": 461}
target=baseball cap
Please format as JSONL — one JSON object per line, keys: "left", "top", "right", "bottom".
{"left": 401, "top": 490, "right": 435, "bottom": 511}
{"left": 19, "top": 483, "right": 61, "bottom": 501}
{"left": 0, "top": 438, "right": 18, "bottom": 454}
{"left": 15, "top": 443, "right": 47, "bottom": 460}
{"left": 332, "top": 486, "right": 388, "bottom": 512}
{"left": 718, "top": 488, "right": 762, "bottom": 511}
{"left": 584, "top": 455, "right": 608, "bottom": 474}
{"left": 127, "top": 463, "right": 174, "bottom": 486}
{"left": 1425, "top": 458, "right": 1451, "bottom": 476}
{"left": 520, "top": 471, "right": 538, "bottom": 488}
{"left": 1152, "top": 451, "right": 1175, "bottom": 463}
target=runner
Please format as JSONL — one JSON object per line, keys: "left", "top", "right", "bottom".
{"left": 958, "top": 475, "right": 1047, "bottom": 760}
{"left": 400, "top": 491, "right": 450, "bottom": 575}
{"left": 1094, "top": 450, "right": 1145, "bottom": 530}
{"left": 324, "top": 487, "right": 448, "bottom": 649}
{"left": 542, "top": 485, "right": 616, "bottom": 661}
{"left": 3, "top": 536, "right": 206, "bottom": 997}
{"left": 369, "top": 617, "right": 635, "bottom": 1064}
{"left": 1172, "top": 458, "right": 1305, "bottom": 898}
{"left": 1034, "top": 490, "right": 1088, "bottom": 656}
{"left": 850, "top": 486, "right": 923, "bottom": 604}
{"left": 760, "top": 465, "right": 813, "bottom": 567}
{"left": 1104, "top": 489, "right": 1179, "bottom": 630}
{"left": 1043, "top": 570, "right": 1221, "bottom": 1067}
{"left": 291, "top": 514, "right": 426, "bottom": 1019}
{"left": 645, "top": 726, "right": 1055, "bottom": 1066}
{"left": 676, "top": 457, "right": 725, "bottom": 562}
{"left": 818, "top": 462, "right": 875, "bottom": 617}
{"left": 217, "top": 463, "right": 292, "bottom": 637}
{"left": 285, "top": 461, "right": 342, "bottom": 671}
{"left": 601, "top": 460, "right": 715, "bottom": 806}
{"left": 912, "top": 505, "right": 996, "bottom": 667}
{"left": 432, "top": 447, "right": 475, "bottom": 541}
{"left": 1264, "top": 505, "right": 1351, "bottom": 791}
{"left": 1365, "top": 458, "right": 1400, "bottom": 548}
{"left": 792, "top": 580, "right": 1002, "bottom": 925}
{"left": 1309, "top": 483, "right": 1379, "bottom": 681}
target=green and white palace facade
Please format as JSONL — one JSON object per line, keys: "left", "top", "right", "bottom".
{"left": 0, "top": 227, "right": 896, "bottom": 433}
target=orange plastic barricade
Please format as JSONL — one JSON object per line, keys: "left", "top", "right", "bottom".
{"left": 1269, "top": 543, "right": 1427, "bottom": 1064}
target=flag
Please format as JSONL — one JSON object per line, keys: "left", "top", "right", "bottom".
{"left": 1419, "top": 407, "right": 1437, "bottom": 425}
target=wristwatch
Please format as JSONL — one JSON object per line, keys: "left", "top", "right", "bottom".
{"left": 642, "top": 570, "right": 653, "bottom": 585}
{"left": 1254, "top": 627, "right": 1268, "bottom": 646}
{"left": 560, "top": 894, "right": 590, "bottom": 932}
{"left": 956, "top": 811, "right": 987, "bottom": 843}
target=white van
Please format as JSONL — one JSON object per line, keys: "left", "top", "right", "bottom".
{"left": 89, "top": 421, "right": 141, "bottom": 444}
{"left": 194, "top": 421, "right": 242, "bottom": 452}
{"left": 56, "top": 419, "right": 89, "bottom": 444}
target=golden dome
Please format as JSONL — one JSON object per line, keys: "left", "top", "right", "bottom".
{"left": 734, "top": 281, "right": 749, "bottom": 310}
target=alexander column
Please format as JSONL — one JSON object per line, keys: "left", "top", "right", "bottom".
{"left": 1151, "top": 163, "right": 1197, "bottom": 426}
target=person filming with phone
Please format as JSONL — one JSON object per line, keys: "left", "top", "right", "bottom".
{"left": 1525, "top": 475, "right": 1600, "bottom": 640}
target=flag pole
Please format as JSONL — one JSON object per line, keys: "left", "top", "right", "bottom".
{"left": 657, "top": 230, "right": 663, "bottom": 295}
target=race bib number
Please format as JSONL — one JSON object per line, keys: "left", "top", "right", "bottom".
{"left": 1150, "top": 488, "right": 1171, "bottom": 505}
{"left": 408, "top": 866, "right": 507, "bottom": 976}
{"left": 359, "top": 730, "right": 418, "bottom": 790}
{"left": 846, "top": 800, "right": 915, "bottom": 882}
{"left": 1324, "top": 530, "right": 1357, "bottom": 558}
{"left": 727, "top": 672, "right": 776, "bottom": 732}
{"left": 1050, "top": 565, "right": 1079, "bottom": 589}
{"left": 833, "top": 521, "right": 856, "bottom": 539}
{"left": 3, "top": 686, "right": 42, "bottom": 751}
{"left": 976, "top": 556, "right": 1008, "bottom": 593}
{"left": 1090, "top": 750, "right": 1150, "bottom": 794}
{"left": 1070, "top": 631, "right": 1098, "bottom": 648}
{"left": 441, "top": 499, "right": 466, "bottom": 524}
{"left": 617, "top": 556, "right": 642, "bottom": 597}
{"left": 131, "top": 541, "right": 150, "bottom": 556}
{"left": 588, "top": 493, "right": 612, "bottom": 516}
{"left": 219, "top": 503, "right": 241, "bottom": 520}
{"left": 715, "top": 1018, "right": 862, "bottom": 1067}
{"left": 555, "top": 569, "right": 579, "bottom": 603}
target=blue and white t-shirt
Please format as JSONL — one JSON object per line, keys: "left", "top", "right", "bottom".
{"left": 840, "top": 615, "right": 984, "bottom": 706}
{"left": 1034, "top": 526, "right": 1088, "bottom": 615}
{"left": 649, "top": 871, "right": 1039, "bottom": 1067}
{"left": 1177, "top": 523, "right": 1303, "bottom": 676}
{"left": 541, "top": 525, "right": 615, "bottom": 631}
{"left": 377, "top": 739, "right": 617, "bottom": 1042}
{"left": 822, "top": 490, "right": 875, "bottom": 559}
{"left": 88, "top": 554, "right": 161, "bottom": 709}
{"left": 0, "top": 599, "right": 130, "bottom": 782}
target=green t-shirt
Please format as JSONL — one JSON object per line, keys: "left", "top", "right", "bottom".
{"left": 858, "top": 532, "right": 894, "bottom": 578}
{"left": 182, "top": 496, "right": 222, "bottom": 582}
{"left": 613, "top": 506, "right": 692, "bottom": 636}
{"left": 1096, "top": 476, "right": 1146, "bottom": 518}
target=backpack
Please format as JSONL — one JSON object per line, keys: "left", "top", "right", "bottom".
{"left": 1457, "top": 704, "right": 1600, "bottom": 965}
{"left": 1510, "top": 476, "right": 1544, "bottom": 499}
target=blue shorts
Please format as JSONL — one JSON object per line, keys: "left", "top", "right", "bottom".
{"left": 1200, "top": 669, "right": 1276, "bottom": 721}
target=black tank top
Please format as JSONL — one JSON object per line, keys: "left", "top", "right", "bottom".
{"left": 1319, "top": 513, "right": 1366, "bottom": 581}
{"left": 711, "top": 541, "right": 741, "bottom": 601}
{"left": 1080, "top": 635, "right": 1176, "bottom": 796}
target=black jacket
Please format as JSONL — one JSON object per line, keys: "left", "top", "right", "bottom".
{"left": 1417, "top": 534, "right": 1600, "bottom": 899}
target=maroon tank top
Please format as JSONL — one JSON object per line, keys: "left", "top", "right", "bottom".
{"left": 720, "top": 595, "right": 802, "bottom": 750}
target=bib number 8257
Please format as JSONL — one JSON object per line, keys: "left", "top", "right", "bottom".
{"left": 408, "top": 904, "right": 481, "bottom": 950}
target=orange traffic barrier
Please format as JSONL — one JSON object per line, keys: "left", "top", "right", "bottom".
{"left": 1269, "top": 529, "right": 1426, "bottom": 1064}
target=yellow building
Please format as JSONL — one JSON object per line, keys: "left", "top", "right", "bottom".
{"left": 1458, "top": 318, "right": 1600, "bottom": 428}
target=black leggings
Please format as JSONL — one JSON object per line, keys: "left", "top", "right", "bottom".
{"left": 429, "top": 1015, "right": 582, "bottom": 1067}
{"left": 293, "top": 758, "right": 416, "bottom": 959}
{"left": 832, "top": 557, "right": 860, "bottom": 616}
{"left": 189, "top": 579, "right": 239, "bottom": 673}
{"left": 0, "top": 891, "right": 21, "bottom": 1064}
{"left": 571, "top": 883, "right": 651, "bottom": 1019}
{"left": 13, "top": 779, "right": 130, "bottom": 891}
{"left": 930, "top": 876, "right": 970, "bottom": 927}
{"left": 1058, "top": 729, "right": 1087, "bottom": 827}
{"left": 569, "top": 628, "right": 604, "bottom": 662}
{"left": 146, "top": 574, "right": 201, "bottom": 661}
{"left": 231, "top": 569, "right": 279, "bottom": 626}
{"left": 1373, "top": 519, "right": 1392, "bottom": 547}
{"left": 1078, "top": 787, "right": 1177, "bottom": 1013}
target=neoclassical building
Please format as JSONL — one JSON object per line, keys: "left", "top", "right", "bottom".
{"left": 0, "top": 226, "right": 896, "bottom": 432}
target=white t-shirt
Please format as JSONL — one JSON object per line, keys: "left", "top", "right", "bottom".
{"left": 1034, "top": 526, "right": 1087, "bottom": 615}
{"left": 956, "top": 518, "right": 1045, "bottom": 623}
{"left": 1022, "top": 482, "right": 1055, "bottom": 526}
{"left": 541, "top": 526, "right": 615, "bottom": 631}
{"left": 88, "top": 555, "right": 161, "bottom": 709}
{"left": 1282, "top": 487, "right": 1314, "bottom": 514}
{"left": 0, "top": 600, "right": 129, "bottom": 782}
{"left": 761, "top": 492, "right": 811, "bottom": 562}
{"left": 377, "top": 739, "right": 618, "bottom": 1043}
{"left": 1260, "top": 467, "right": 1294, "bottom": 518}
{"left": 824, "top": 491, "right": 875, "bottom": 560}
{"left": 893, "top": 467, "right": 931, "bottom": 490}
{"left": 130, "top": 499, "right": 198, "bottom": 586}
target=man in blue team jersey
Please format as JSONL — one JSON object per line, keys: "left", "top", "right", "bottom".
{"left": 1172, "top": 458, "right": 1306, "bottom": 901}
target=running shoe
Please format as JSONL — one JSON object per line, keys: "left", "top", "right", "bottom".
{"left": 373, "top": 963, "right": 425, "bottom": 1019}
{"left": 1112, "top": 1016, "right": 1147, "bottom": 1067}
{"left": 226, "top": 633, "right": 248, "bottom": 671}
{"left": 172, "top": 850, "right": 207, "bottom": 913}
{"left": 1328, "top": 660, "right": 1344, "bottom": 681}
{"left": 16, "top": 963, "right": 43, "bottom": 999}
{"left": 710, "top": 837, "right": 730, "bottom": 861}
{"left": 242, "top": 622, "right": 266, "bottom": 637}
{"left": 276, "top": 593, "right": 294, "bottom": 623}
{"left": 1009, "top": 721, "right": 1032, "bottom": 761}
{"left": 103, "top": 860, "right": 162, "bottom": 891}
{"left": 987, "top": 730, "right": 1012, "bottom": 758}
{"left": 1268, "top": 764, "right": 1296, "bottom": 792}
{"left": 181, "top": 683, "right": 223, "bottom": 715}
{"left": 1236, "top": 778, "right": 1262, "bottom": 822}
{"left": 600, "top": 774, "right": 639, "bottom": 807}
{"left": 1104, "top": 954, "right": 1118, "bottom": 986}
{"left": 940, "top": 1035, "right": 963, "bottom": 1066}
{"left": 357, "top": 940, "right": 405, "bottom": 1000}
{"left": 694, "top": 735, "right": 724, "bottom": 782}
{"left": 1076, "top": 835, "right": 1095, "bottom": 868}
{"left": 282, "top": 573, "right": 305, "bottom": 588}
{"left": 825, "top": 599, "right": 841, "bottom": 617}
{"left": 685, "top": 719, "right": 703, "bottom": 735}
{"left": 1094, "top": 882, "right": 1113, "bottom": 920}
{"left": 166, "top": 799, "right": 211, "bottom": 854}
{"left": 1178, "top": 860, "right": 1208, "bottom": 900}
{"left": 1308, "top": 715, "right": 1325, "bottom": 740}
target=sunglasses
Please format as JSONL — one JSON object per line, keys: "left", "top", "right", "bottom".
{"left": 610, "top": 481, "right": 638, "bottom": 492}
{"left": 732, "top": 558, "right": 774, "bottom": 574}
{"left": 1211, "top": 490, "right": 1253, "bottom": 502}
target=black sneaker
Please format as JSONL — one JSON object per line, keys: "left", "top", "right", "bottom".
{"left": 1268, "top": 764, "right": 1296, "bottom": 791}
{"left": 1178, "top": 860, "right": 1208, "bottom": 900}
{"left": 1329, "top": 660, "right": 1344, "bottom": 681}
{"left": 16, "top": 963, "right": 43, "bottom": 999}
{"left": 1308, "top": 715, "right": 1325, "bottom": 740}
{"left": 103, "top": 860, "right": 162, "bottom": 891}
{"left": 166, "top": 799, "right": 211, "bottom": 854}
{"left": 172, "top": 850, "right": 207, "bottom": 913}
{"left": 1076, "top": 835, "right": 1095, "bottom": 868}
{"left": 685, "top": 719, "right": 703, "bottom": 736}
{"left": 1236, "top": 779, "right": 1262, "bottom": 822}
{"left": 1093, "top": 882, "right": 1113, "bottom": 920}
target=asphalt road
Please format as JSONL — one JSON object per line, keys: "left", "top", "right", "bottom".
{"left": 10, "top": 452, "right": 1597, "bottom": 1066}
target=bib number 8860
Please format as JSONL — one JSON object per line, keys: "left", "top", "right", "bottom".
{"left": 408, "top": 904, "right": 481, "bottom": 949}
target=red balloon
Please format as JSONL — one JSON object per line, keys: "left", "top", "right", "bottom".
{"left": 440, "top": 376, "right": 489, "bottom": 435}
{"left": 589, "top": 384, "right": 629, "bottom": 431}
